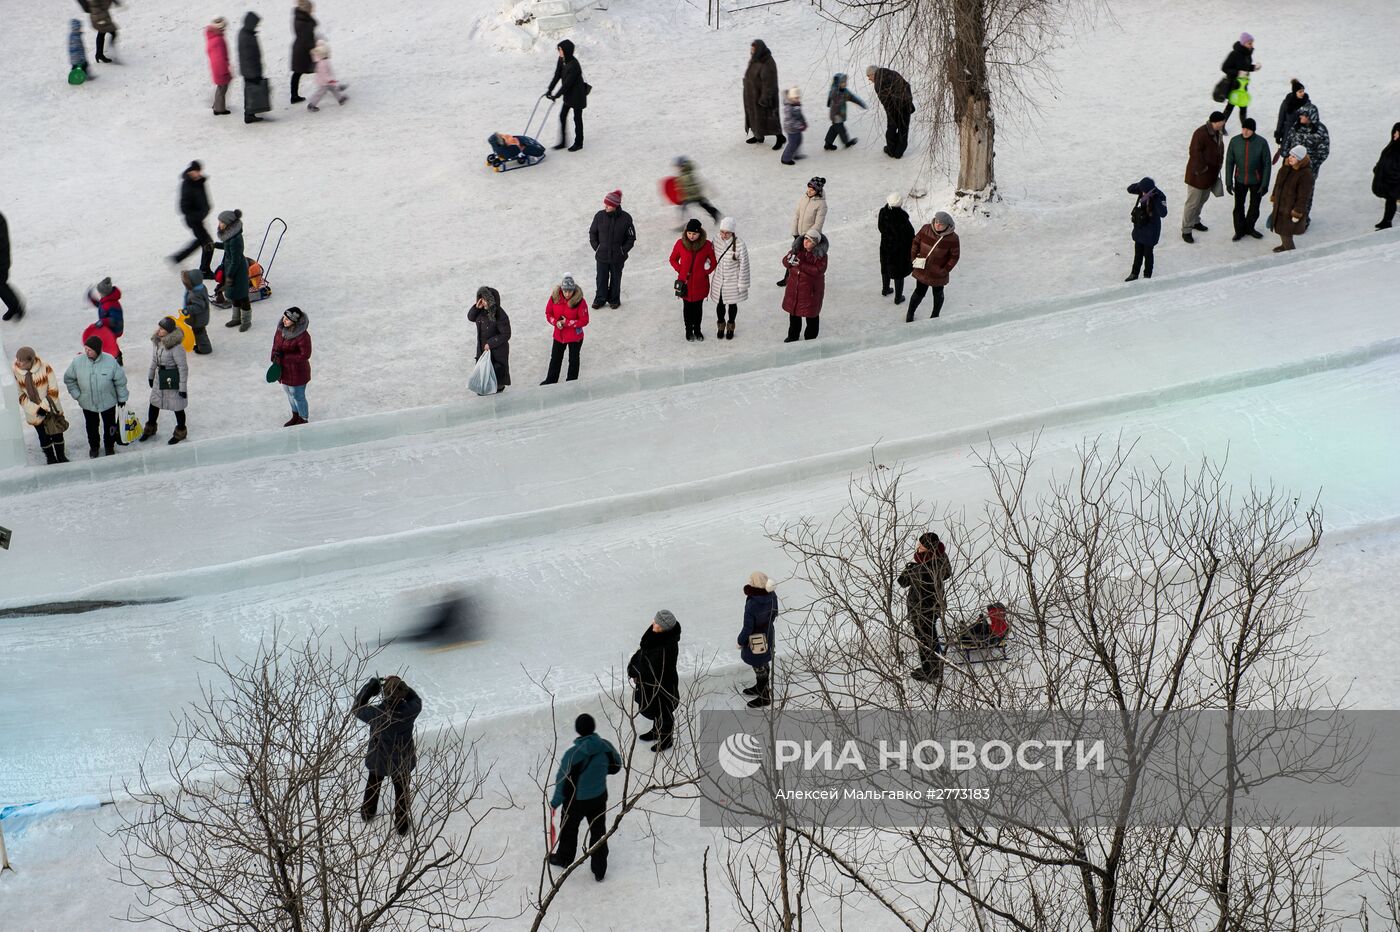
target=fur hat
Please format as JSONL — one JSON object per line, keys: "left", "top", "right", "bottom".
{"left": 684, "top": 218, "right": 703, "bottom": 234}
{"left": 886, "top": 192, "right": 903, "bottom": 208}
{"left": 1289, "top": 144, "right": 1307, "bottom": 161}
{"left": 209, "top": 16, "right": 227, "bottom": 30}
{"left": 748, "top": 571, "right": 775, "bottom": 592}
{"left": 85, "top": 335, "right": 104, "bottom": 355}
{"left": 560, "top": 274, "right": 577, "bottom": 293}
{"left": 95, "top": 277, "right": 114, "bottom": 296}
{"left": 283, "top": 306, "right": 305, "bottom": 324}
{"left": 603, "top": 189, "right": 622, "bottom": 208}
{"left": 1239, "top": 32, "right": 1254, "bottom": 44}
{"left": 719, "top": 216, "right": 736, "bottom": 233}
{"left": 653, "top": 609, "right": 679, "bottom": 631}
{"left": 296, "top": 0, "right": 314, "bottom": 11}
{"left": 157, "top": 316, "right": 178, "bottom": 334}
{"left": 575, "top": 713, "right": 596, "bottom": 736}
{"left": 786, "top": 86, "right": 801, "bottom": 102}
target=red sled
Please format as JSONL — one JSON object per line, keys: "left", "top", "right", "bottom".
{"left": 953, "top": 601, "right": 1010, "bottom": 661}
{"left": 81, "top": 321, "right": 121, "bottom": 359}
{"left": 660, "top": 175, "right": 682, "bottom": 206}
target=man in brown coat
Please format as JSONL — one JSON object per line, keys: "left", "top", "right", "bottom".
{"left": 906, "top": 211, "right": 960, "bottom": 322}
{"left": 1182, "top": 111, "right": 1226, "bottom": 243}
{"left": 1271, "top": 146, "right": 1314, "bottom": 252}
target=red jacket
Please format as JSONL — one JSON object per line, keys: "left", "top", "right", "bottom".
{"left": 780, "top": 244, "right": 828, "bottom": 318}
{"left": 668, "top": 234, "right": 717, "bottom": 302}
{"left": 545, "top": 287, "right": 589, "bottom": 343}
{"left": 272, "top": 327, "right": 312, "bottom": 386}
{"left": 205, "top": 25, "right": 232, "bottom": 86}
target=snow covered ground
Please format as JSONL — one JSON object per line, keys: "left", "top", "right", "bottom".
{"left": 2, "top": 0, "right": 1399, "bottom": 927}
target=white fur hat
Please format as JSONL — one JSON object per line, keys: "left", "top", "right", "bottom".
{"left": 886, "top": 192, "right": 902, "bottom": 208}
{"left": 748, "top": 571, "right": 776, "bottom": 592}
{"left": 786, "top": 86, "right": 801, "bottom": 102}
{"left": 719, "top": 216, "right": 736, "bottom": 233}
{"left": 312, "top": 39, "right": 330, "bottom": 60}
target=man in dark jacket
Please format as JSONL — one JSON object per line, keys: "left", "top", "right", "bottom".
{"left": 168, "top": 161, "right": 214, "bottom": 277}
{"left": 353, "top": 675, "right": 422, "bottom": 835}
{"left": 1217, "top": 33, "right": 1259, "bottom": 127}
{"left": 0, "top": 210, "right": 22, "bottom": 322}
{"left": 627, "top": 610, "right": 681, "bottom": 752}
{"left": 589, "top": 190, "right": 635, "bottom": 309}
{"left": 867, "top": 65, "right": 915, "bottom": 158}
{"left": 546, "top": 39, "right": 586, "bottom": 152}
{"left": 1225, "top": 118, "right": 1271, "bottom": 240}
{"left": 1181, "top": 112, "right": 1226, "bottom": 243}
{"left": 548, "top": 713, "right": 622, "bottom": 882}
{"left": 743, "top": 40, "right": 783, "bottom": 149}
{"left": 289, "top": 0, "right": 317, "bottom": 103}
{"left": 238, "top": 12, "right": 266, "bottom": 124}
{"left": 898, "top": 531, "right": 952, "bottom": 682}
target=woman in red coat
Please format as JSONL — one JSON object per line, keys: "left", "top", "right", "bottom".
{"left": 541, "top": 275, "right": 589, "bottom": 384}
{"left": 271, "top": 306, "right": 312, "bottom": 425}
{"left": 781, "top": 229, "right": 828, "bottom": 342}
{"left": 205, "top": 18, "right": 233, "bottom": 116}
{"left": 669, "top": 218, "right": 717, "bottom": 342}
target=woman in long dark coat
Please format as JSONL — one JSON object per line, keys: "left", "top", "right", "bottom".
{"left": 743, "top": 40, "right": 783, "bottom": 149}
{"left": 1374, "top": 122, "right": 1400, "bottom": 230}
{"left": 467, "top": 286, "right": 511, "bottom": 392}
{"left": 878, "top": 193, "right": 915, "bottom": 304}
{"left": 290, "top": 0, "right": 318, "bottom": 103}
{"left": 627, "top": 610, "right": 681, "bottom": 753}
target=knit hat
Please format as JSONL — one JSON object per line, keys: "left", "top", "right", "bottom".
{"left": 807, "top": 176, "right": 826, "bottom": 195}
{"left": 14, "top": 346, "right": 35, "bottom": 367}
{"left": 157, "top": 316, "right": 178, "bottom": 334}
{"left": 933, "top": 210, "right": 955, "bottom": 230}
{"left": 296, "top": 0, "right": 314, "bottom": 11}
{"left": 886, "top": 192, "right": 902, "bottom": 208}
{"left": 575, "top": 713, "right": 596, "bottom": 736}
{"left": 803, "top": 228, "right": 822, "bottom": 242}
{"left": 218, "top": 208, "right": 241, "bottom": 225}
{"left": 1240, "top": 32, "right": 1254, "bottom": 43}
{"left": 653, "top": 609, "right": 679, "bottom": 631}
{"left": 748, "top": 570, "right": 775, "bottom": 592}
{"left": 1289, "top": 144, "right": 1307, "bottom": 161}
{"left": 684, "top": 218, "right": 703, "bottom": 234}
{"left": 283, "top": 306, "right": 305, "bottom": 324}
{"left": 719, "top": 216, "right": 736, "bottom": 233}
{"left": 560, "top": 274, "right": 577, "bottom": 292}
{"left": 1241, "top": 117, "right": 1257, "bottom": 132}
{"left": 94, "top": 277, "right": 113, "bottom": 297}
{"left": 85, "top": 335, "right": 104, "bottom": 355}
{"left": 1208, "top": 111, "right": 1225, "bottom": 124}
{"left": 603, "top": 189, "right": 622, "bottom": 208}
{"left": 1290, "top": 78, "right": 1305, "bottom": 93}
{"left": 557, "top": 38, "right": 575, "bottom": 57}
{"left": 918, "top": 531, "right": 942, "bottom": 550}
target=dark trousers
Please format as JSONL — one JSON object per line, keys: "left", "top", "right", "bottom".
{"left": 914, "top": 613, "right": 944, "bottom": 674}
{"left": 556, "top": 792, "right": 608, "bottom": 877}
{"left": 0, "top": 277, "right": 20, "bottom": 316}
{"left": 786, "top": 315, "right": 820, "bottom": 340}
{"left": 362, "top": 770, "right": 412, "bottom": 834}
{"left": 1221, "top": 102, "right": 1247, "bottom": 126}
{"left": 884, "top": 108, "right": 911, "bottom": 157}
{"left": 146, "top": 406, "right": 186, "bottom": 428}
{"left": 172, "top": 216, "right": 215, "bottom": 275}
{"left": 824, "top": 123, "right": 853, "bottom": 148}
{"left": 715, "top": 301, "right": 738, "bottom": 323}
{"left": 594, "top": 260, "right": 624, "bottom": 306}
{"left": 291, "top": 71, "right": 309, "bottom": 101}
{"left": 543, "top": 340, "right": 582, "bottom": 383}
{"left": 882, "top": 275, "right": 906, "bottom": 300}
{"left": 558, "top": 104, "right": 584, "bottom": 146}
{"left": 1232, "top": 184, "right": 1265, "bottom": 235}
{"left": 683, "top": 198, "right": 721, "bottom": 223}
{"left": 907, "top": 283, "right": 945, "bottom": 317}
{"left": 83, "top": 407, "right": 119, "bottom": 453}
{"left": 682, "top": 299, "right": 703, "bottom": 336}
{"left": 33, "top": 424, "right": 68, "bottom": 462}
{"left": 1130, "top": 242, "right": 1155, "bottom": 278}
{"left": 95, "top": 29, "right": 117, "bottom": 59}
{"left": 1382, "top": 198, "right": 1397, "bottom": 226}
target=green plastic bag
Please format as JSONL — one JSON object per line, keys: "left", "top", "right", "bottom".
{"left": 68, "top": 67, "right": 87, "bottom": 86}
{"left": 1228, "top": 74, "right": 1251, "bottom": 108}
{"left": 266, "top": 362, "right": 283, "bottom": 383}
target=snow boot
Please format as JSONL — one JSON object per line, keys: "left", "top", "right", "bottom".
{"left": 1182, "top": 232, "right": 1194, "bottom": 244}
{"left": 239, "top": 306, "right": 252, "bottom": 332}
{"left": 771, "top": 134, "right": 785, "bottom": 151}
{"left": 224, "top": 311, "right": 241, "bottom": 327}
{"left": 138, "top": 422, "right": 158, "bottom": 442}
{"left": 651, "top": 735, "right": 674, "bottom": 752}
{"left": 168, "top": 425, "right": 187, "bottom": 445}
{"left": 725, "top": 321, "right": 734, "bottom": 340}
{"left": 717, "top": 320, "right": 725, "bottom": 339}
{"left": 53, "top": 437, "right": 69, "bottom": 463}
{"left": 638, "top": 728, "right": 657, "bottom": 742}
{"left": 43, "top": 443, "right": 58, "bottom": 465}
{"left": 1193, "top": 222, "right": 1208, "bottom": 232}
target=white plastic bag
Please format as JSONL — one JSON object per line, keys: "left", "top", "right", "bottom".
{"left": 467, "top": 351, "right": 498, "bottom": 396}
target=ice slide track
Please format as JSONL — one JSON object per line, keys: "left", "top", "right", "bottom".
{"left": 6, "top": 335, "right": 1399, "bottom": 611}
{"left": 1, "top": 229, "right": 1393, "bottom": 498}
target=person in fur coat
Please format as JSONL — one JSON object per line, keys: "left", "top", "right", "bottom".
{"left": 12, "top": 346, "right": 69, "bottom": 465}
{"left": 140, "top": 317, "right": 190, "bottom": 445}
{"left": 711, "top": 217, "right": 750, "bottom": 340}
{"left": 306, "top": 40, "right": 347, "bottom": 110}
{"left": 738, "top": 572, "right": 778, "bottom": 707}
{"left": 272, "top": 307, "right": 312, "bottom": 425}
{"left": 627, "top": 610, "right": 682, "bottom": 752}
{"left": 878, "top": 193, "right": 915, "bottom": 304}
{"left": 781, "top": 230, "right": 829, "bottom": 342}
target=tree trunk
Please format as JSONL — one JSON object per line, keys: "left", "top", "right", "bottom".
{"left": 950, "top": 0, "right": 996, "bottom": 200}
{"left": 956, "top": 94, "right": 995, "bottom": 195}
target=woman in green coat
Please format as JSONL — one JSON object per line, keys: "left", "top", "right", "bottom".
{"left": 214, "top": 208, "right": 252, "bottom": 331}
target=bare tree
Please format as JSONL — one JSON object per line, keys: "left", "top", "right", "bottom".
{"left": 111, "top": 629, "right": 509, "bottom": 932}
{"left": 1360, "top": 834, "right": 1400, "bottom": 931}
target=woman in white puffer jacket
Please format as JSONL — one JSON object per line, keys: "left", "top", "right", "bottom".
{"left": 710, "top": 217, "right": 751, "bottom": 341}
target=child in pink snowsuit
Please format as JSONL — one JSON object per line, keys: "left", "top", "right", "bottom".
{"left": 306, "top": 40, "right": 348, "bottom": 110}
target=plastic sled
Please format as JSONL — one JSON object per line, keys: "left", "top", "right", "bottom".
{"left": 212, "top": 217, "right": 286, "bottom": 307}
{"left": 485, "top": 96, "right": 554, "bottom": 173}
{"left": 173, "top": 313, "right": 196, "bottom": 351}
{"left": 660, "top": 176, "right": 682, "bottom": 205}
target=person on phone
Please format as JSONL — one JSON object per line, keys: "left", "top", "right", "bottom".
{"left": 738, "top": 572, "right": 778, "bottom": 708}
{"left": 548, "top": 713, "right": 621, "bottom": 881}
{"left": 352, "top": 674, "right": 422, "bottom": 836}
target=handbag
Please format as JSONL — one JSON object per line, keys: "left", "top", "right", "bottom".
{"left": 245, "top": 77, "right": 272, "bottom": 115}
{"left": 912, "top": 234, "right": 937, "bottom": 270}
{"left": 673, "top": 278, "right": 687, "bottom": 298}
{"left": 42, "top": 404, "right": 70, "bottom": 437}
{"left": 748, "top": 632, "right": 770, "bottom": 656}
{"left": 158, "top": 366, "right": 180, "bottom": 391}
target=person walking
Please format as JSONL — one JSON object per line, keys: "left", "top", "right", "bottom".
{"left": 878, "top": 193, "right": 915, "bottom": 305}
{"left": 237, "top": 12, "right": 267, "bottom": 124}
{"left": 1124, "top": 177, "right": 1168, "bottom": 281}
{"left": 1270, "top": 147, "right": 1314, "bottom": 253}
{"left": 169, "top": 161, "right": 215, "bottom": 277}
{"left": 12, "top": 347, "right": 69, "bottom": 465}
{"left": 181, "top": 268, "right": 214, "bottom": 354}
{"left": 867, "top": 65, "right": 915, "bottom": 158}
{"left": 214, "top": 209, "right": 252, "bottom": 331}
{"left": 1181, "top": 111, "right": 1226, "bottom": 244}
{"left": 205, "top": 17, "right": 233, "bottom": 116}
{"left": 779, "top": 87, "right": 807, "bottom": 165}
{"left": 743, "top": 40, "right": 783, "bottom": 150}
{"left": 777, "top": 177, "right": 827, "bottom": 286}
{"left": 139, "top": 317, "right": 190, "bottom": 445}
{"left": 1282, "top": 104, "right": 1329, "bottom": 177}
{"left": 352, "top": 675, "right": 422, "bottom": 836}
{"left": 64, "top": 334, "right": 128, "bottom": 458}
{"left": 823, "top": 72, "right": 867, "bottom": 150}
{"left": 548, "top": 713, "right": 621, "bottom": 882}
{"left": 271, "top": 307, "right": 312, "bottom": 424}
{"left": 87, "top": 0, "right": 119, "bottom": 64}
{"left": 1225, "top": 118, "right": 1271, "bottom": 240}
{"left": 1216, "top": 33, "right": 1260, "bottom": 128}
{"left": 289, "top": 0, "right": 317, "bottom": 104}
{"left": 305, "top": 40, "right": 348, "bottom": 111}
{"left": 712, "top": 217, "right": 750, "bottom": 340}
{"left": 589, "top": 190, "right": 635, "bottom": 309}
{"left": 88, "top": 276, "right": 125, "bottom": 363}
{"left": 1274, "top": 79, "right": 1309, "bottom": 147}
{"left": 68, "top": 18, "right": 91, "bottom": 83}
{"left": 906, "top": 211, "right": 960, "bottom": 321}
{"left": 1373, "top": 122, "right": 1400, "bottom": 230}
{"left": 898, "top": 531, "right": 953, "bottom": 683}
{"left": 540, "top": 276, "right": 588, "bottom": 384}
{"left": 738, "top": 571, "right": 778, "bottom": 708}
{"left": 545, "top": 39, "right": 587, "bottom": 152}
{"left": 627, "top": 610, "right": 682, "bottom": 752}
{"left": 0, "top": 210, "right": 22, "bottom": 322}
{"left": 468, "top": 286, "right": 511, "bottom": 392}
{"left": 781, "top": 231, "right": 828, "bottom": 342}
{"left": 669, "top": 219, "right": 717, "bottom": 342}
{"left": 673, "top": 158, "right": 721, "bottom": 225}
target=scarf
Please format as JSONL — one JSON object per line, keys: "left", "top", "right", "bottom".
{"left": 913, "top": 549, "right": 932, "bottom": 564}
{"left": 22, "top": 365, "right": 41, "bottom": 406}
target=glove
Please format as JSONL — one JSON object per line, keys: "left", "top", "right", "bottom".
{"left": 178, "top": 391, "right": 187, "bottom": 399}
{"left": 148, "top": 378, "right": 155, "bottom": 387}
{"left": 365, "top": 677, "right": 382, "bottom": 696}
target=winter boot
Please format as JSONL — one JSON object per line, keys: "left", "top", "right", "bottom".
{"left": 638, "top": 728, "right": 657, "bottom": 742}
{"left": 771, "top": 134, "right": 785, "bottom": 151}
{"left": 287, "top": 413, "right": 307, "bottom": 427}
{"left": 42, "top": 442, "right": 58, "bottom": 465}
{"left": 651, "top": 734, "right": 674, "bottom": 752}
{"left": 244, "top": 114, "right": 265, "bottom": 124}
{"left": 239, "top": 305, "right": 252, "bottom": 332}
{"left": 225, "top": 310, "right": 241, "bottom": 327}
{"left": 307, "top": 104, "right": 320, "bottom": 112}
{"left": 1, "top": 304, "right": 23, "bottom": 322}
{"left": 168, "top": 425, "right": 187, "bottom": 445}
{"left": 1193, "top": 222, "right": 1208, "bottom": 232}
{"left": 54, "top": 437, "right": 69, "bottom": 463}
{"left": 1182, "top": 232, "right": 1195, "bottom": 244}
{"left": 725, "top": 321, "right": 734, "bottom": 340}
{"left": 905, "top": 309, "right": 915, "bottom": 323}
{"left": 89, "top": 445, "right": 100, "bottom": 459}
{"left": 138, "top": 422, "right": 159, "bottom": 443}
{"left": 717, "top": 320, "right": 725, "bottom": 339}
